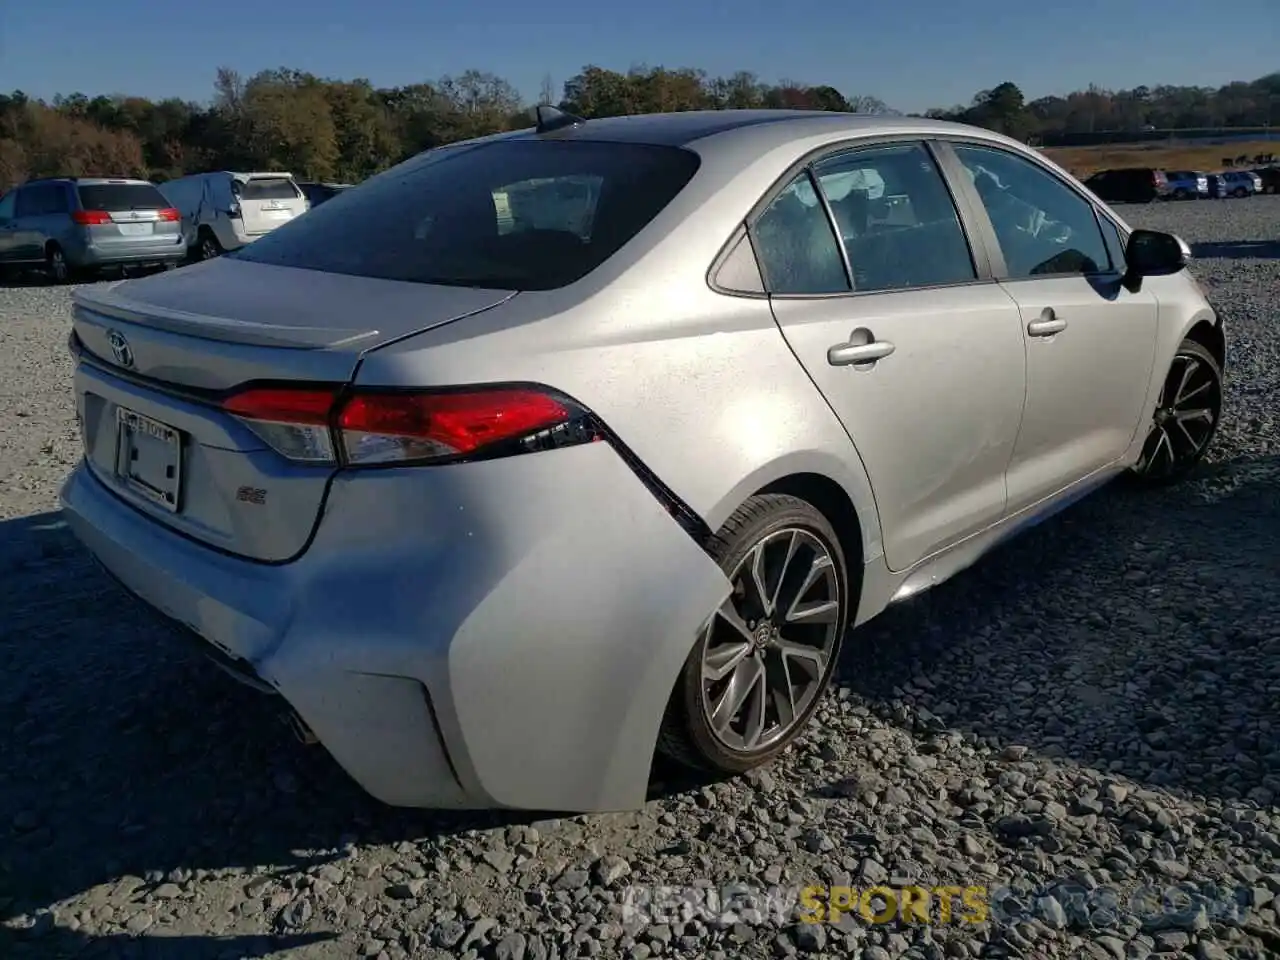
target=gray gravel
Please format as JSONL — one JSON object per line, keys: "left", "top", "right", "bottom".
{"left": 2, "top": 198, "right": 1279, "bottom": 960}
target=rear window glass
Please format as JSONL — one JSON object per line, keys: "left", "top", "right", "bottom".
{"left": 76, "top": 183, "right": 168, "bottom": 211}
{"left": 232, "top": 139, "right": 701, "bottom": 290}
{"left": 236, "top": 178, "right": 301, "bottom": 201}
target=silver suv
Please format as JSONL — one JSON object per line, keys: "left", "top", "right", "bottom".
{"left": 0, "top": 177, "right": 186, "bottom": 282}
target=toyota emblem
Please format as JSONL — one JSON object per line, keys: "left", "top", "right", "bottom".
{"left": 107, "top": 329, "right": 134, "bottom": 368}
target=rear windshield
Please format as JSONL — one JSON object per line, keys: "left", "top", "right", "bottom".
{"left": 236, "top": 178, "right": 301, "bottom": 201}
{"left": 77, "top": 183, "right": 168, "bottom": 211}
{"left": 232, "top": 139, "right": 702, "bottom": 290}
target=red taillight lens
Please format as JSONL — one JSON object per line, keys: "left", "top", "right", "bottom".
{"left": 341, "top": 389, "right": 569, "bottom": 453}
{"left": 220, "top": 385, "right": 591, "bottom": 466}
{"left": 222, "top": 388, "right": 338, "bottom": 425}
{"left": 157, "top": 207, "right": 181, "bottom": 222}
{"left": 72, "top": 210, "right": 112, "bottom": 225}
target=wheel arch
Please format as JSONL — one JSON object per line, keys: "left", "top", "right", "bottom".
{"left": 755, "top": 471, "right": 866, "bottom": 590}
{"left": 698, "top": 451, "right": 882, "bottom": 609}
{"left": 1184, "top": 315, "right": 1225, "bottom": 372}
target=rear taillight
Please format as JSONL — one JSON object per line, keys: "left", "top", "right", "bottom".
{"left": 220, "top": 384, "right": 600, "bottom": 467}
{"left": 72, "top": 210, "right": 112, "bottom": 225}
{"left": 157, "top": 207, "right": 181, "bottom": 222}
{"left": 221, "top": 388, "right": 338, "bottom": 463}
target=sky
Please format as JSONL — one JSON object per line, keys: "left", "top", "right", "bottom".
{"left": 1, "top": 0, "right": 1275, "bottom": 115}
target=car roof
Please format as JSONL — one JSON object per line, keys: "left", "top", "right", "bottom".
{"left": 23, "top": 177, "right": 154, "bottom": 186}
{"left": 446, "top": 109, "right": 1027, "bottom": 155}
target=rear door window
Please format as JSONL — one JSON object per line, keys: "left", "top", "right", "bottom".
{"left": 43, "top": 184, "right": 70, "bottom": 214}
{"left": 77, "top": 183, "right": 169, "bottom": 211}
{"left": 14, "top": 186, "right": 44, "bottom": 217}
{"left": 812, "top": 142, "right": 977, "bottom": 292}
{"left": 233, "top": 139, "right": 701, "bottom": 290}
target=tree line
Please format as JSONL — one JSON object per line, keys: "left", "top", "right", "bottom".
{"left": 1, "top": 65, "right": 1277, "bottom": 190}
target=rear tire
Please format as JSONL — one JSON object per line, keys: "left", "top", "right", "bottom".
{"left": 195, "top": 230, "right": 222, "bottom": 262}
{"left": 45, "top": 245, "right": 70, "bottom": 284}
{"left": 656, "top": 494, "right": 850, "bottom": 774}
{"left": 1131, "top": 339, "right": 1223, "bottom": 486}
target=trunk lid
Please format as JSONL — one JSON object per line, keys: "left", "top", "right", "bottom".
{"left": 71, "top": 257, "right": 516, "bottom": 562}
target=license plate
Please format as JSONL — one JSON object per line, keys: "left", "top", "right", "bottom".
{"left": 114, "top": 407, "right": 183, "bottom": 512}
{"left": 117, "top": 222, "right": 153, "bottom": 236}
{"left": 263, "top": 209, "right": 293, "bottom": 220}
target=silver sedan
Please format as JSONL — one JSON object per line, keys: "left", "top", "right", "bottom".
{"left": 60, "top": 107, "right": 1224, "bottom": 812}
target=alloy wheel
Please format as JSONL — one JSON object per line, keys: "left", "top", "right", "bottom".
{"left": 698, "top": 527, "right": 841, "bottom": 753}
{"left": 1135, "top": 348, "right": 1221, "bottom": 481}
{"left": 200, "top": 237, "right": 220, "bottom": 260}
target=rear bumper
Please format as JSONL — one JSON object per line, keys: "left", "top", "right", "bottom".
{"left": 70, "top": 237, "right": 187, "bottom": 268}
{"left": 59, "top": 441, "right": 731, "bottom": 812}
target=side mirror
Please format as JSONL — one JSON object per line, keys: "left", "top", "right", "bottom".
{"left": 1122, "top": 229, "right": 1190, "bottom": 292}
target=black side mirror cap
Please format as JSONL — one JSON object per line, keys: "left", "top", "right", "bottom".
{"left": 1122, "top": 229, "right": 1190, "bottom": 292}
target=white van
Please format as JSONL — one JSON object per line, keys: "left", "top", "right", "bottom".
{"left": 159, "top": 171, "right": 309, "bottom": 261}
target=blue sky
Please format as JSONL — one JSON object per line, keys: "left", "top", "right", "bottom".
{"left": 1, "top": 0, "right": 1274, "bottom": 115}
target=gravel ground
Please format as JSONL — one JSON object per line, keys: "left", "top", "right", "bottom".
{"left": 1, "top": 198, "right": 1278, "bottom": 960}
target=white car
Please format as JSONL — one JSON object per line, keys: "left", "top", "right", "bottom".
{"left": 159, "top": 172, "right": 309, "bottom": 261}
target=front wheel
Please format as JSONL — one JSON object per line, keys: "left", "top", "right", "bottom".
{"left": 657, "top": 494, "right": 850, "bottom": 774}
{"left": 1131, "top": 339, "right": 1223, "bottom": 485}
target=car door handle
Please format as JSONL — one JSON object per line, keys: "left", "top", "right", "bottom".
{"left": 828, "top": 333, "right": 895, "bottom": 367}
{"left": 1027, "top": 312, "right": 1067, "bottom": 337}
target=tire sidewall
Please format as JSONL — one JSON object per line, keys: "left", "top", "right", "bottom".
{"left": 676, "top": 496, "right": 850, "bottom": 772}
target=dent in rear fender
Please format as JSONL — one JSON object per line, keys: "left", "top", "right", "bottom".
{"left": 355, "top": 294, "right": 886, "bottom": 565}
{"left": 266, "top": 441, "right": 732, "bottom": 812}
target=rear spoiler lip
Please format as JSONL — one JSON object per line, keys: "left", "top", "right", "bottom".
{"left": 72, "top": 283, "right": 380, "bottom": 350}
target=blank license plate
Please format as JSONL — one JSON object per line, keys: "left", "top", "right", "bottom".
{"left": 263, "top": 209, "right": 293, "bottom": 220}
{"left": 115, "top": 407, "right": 183, "bottom": 512}
{"left": 117, "top": 222, "right": 153, "bottom": 236}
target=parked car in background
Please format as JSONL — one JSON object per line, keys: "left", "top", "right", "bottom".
{"left": 1219, "top": 170, "right": 1262, "bottom": 198}
{"left": 0, "top": 177, "right": 185, "bottom": 282}
{"left": 298, "top": 181, "right": 353, "bottom": 208}
{"left": 1082, "top": 167, "right": 1171, "bottom": 203}
{"left": 1204, "top": 174, "right": 1229, "bottom": 199}
{"left": 61, "top": 108, "right": 1226, "bottom": 812}
{"left": 159, "top": 171, "right": 309, "bottom": 261}
{"left": 1162, "top": 170, "right": 1208, "bottom": 200}
{"left": 1254, "top": 167, "right": 1280, "bottom": 194}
